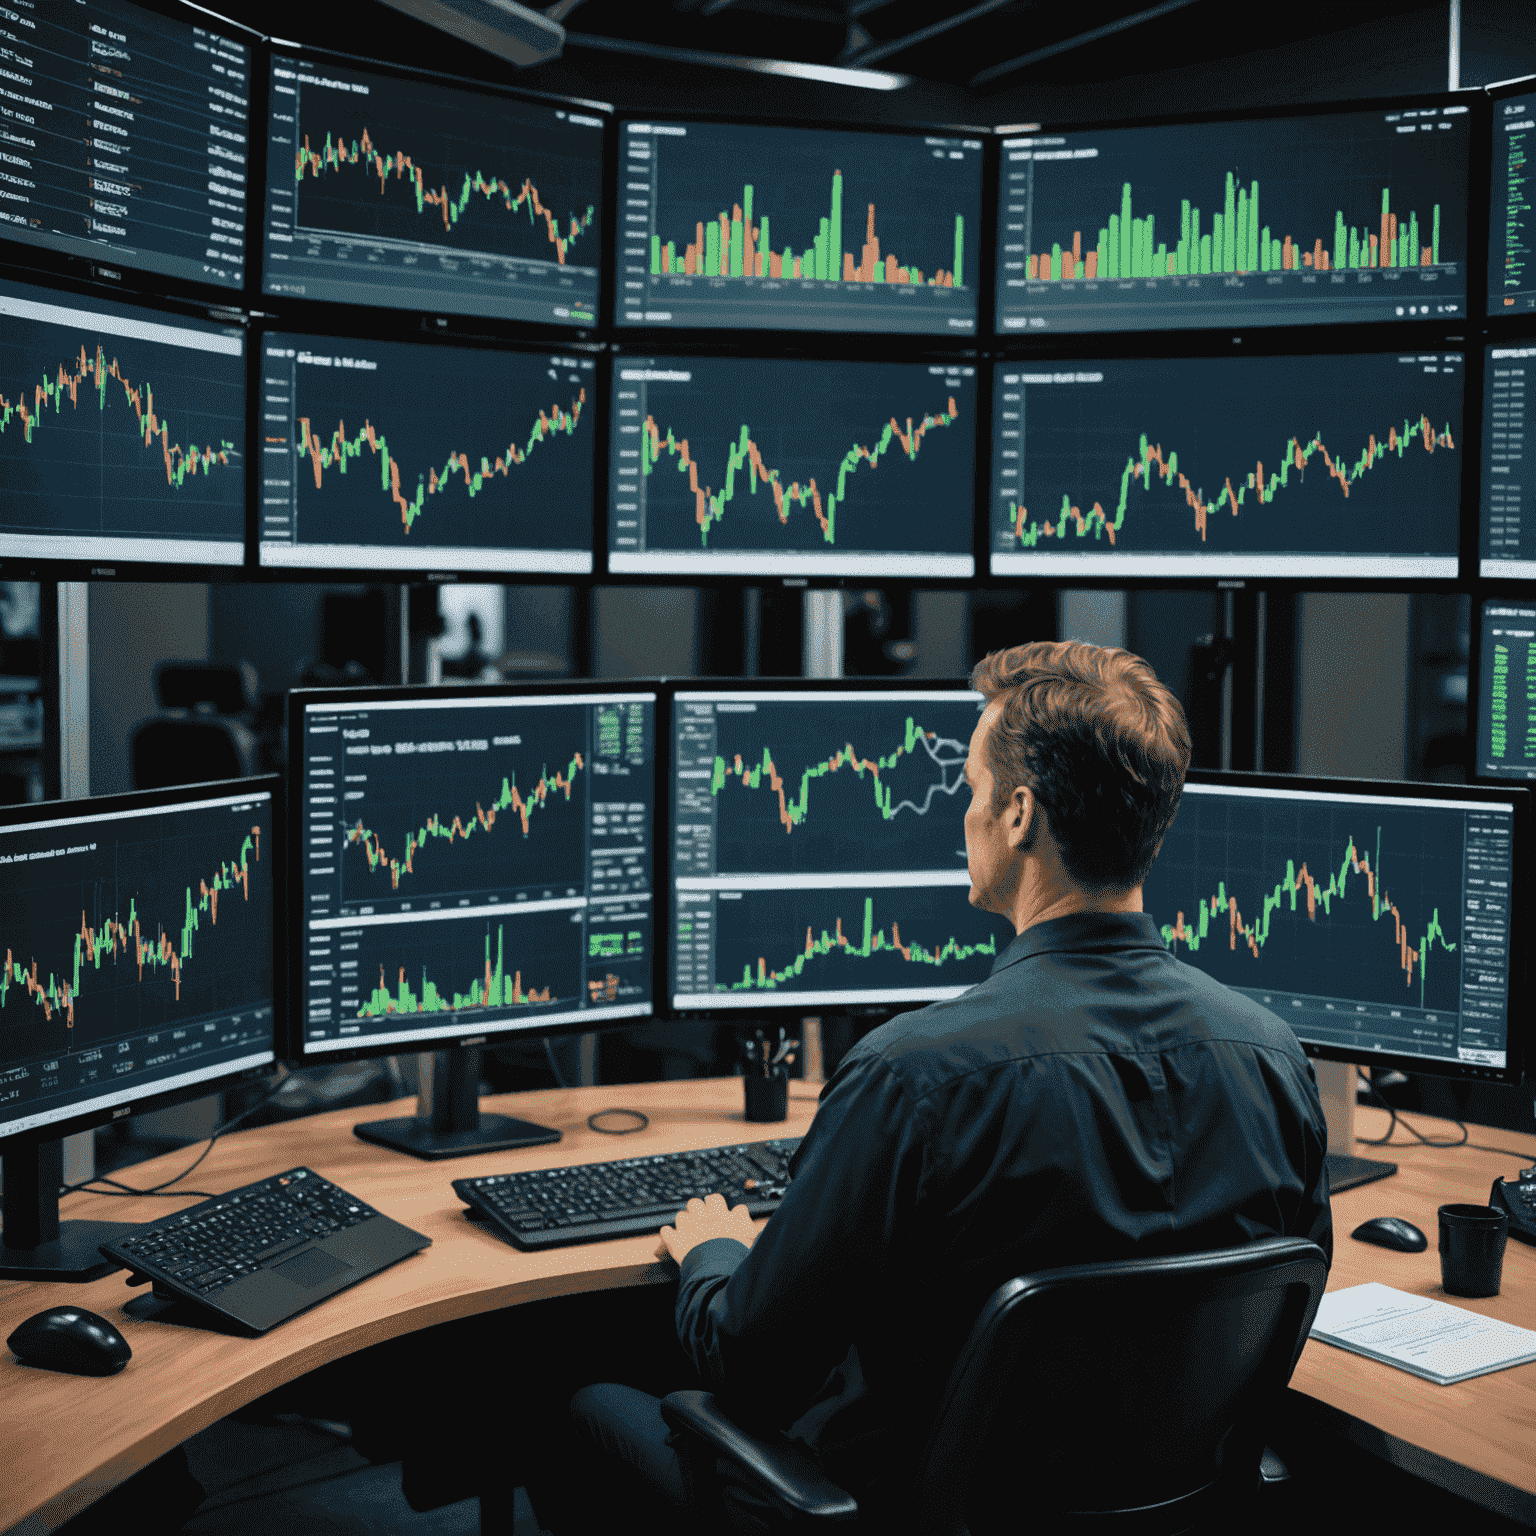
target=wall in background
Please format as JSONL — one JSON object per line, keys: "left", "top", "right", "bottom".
{"left": 1296, "top": 593, "right": 1411, "bottom": 780}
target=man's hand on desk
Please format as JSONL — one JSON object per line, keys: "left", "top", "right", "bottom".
{"left": 655, "top": 1193, "right": 758, "bottom": 1266}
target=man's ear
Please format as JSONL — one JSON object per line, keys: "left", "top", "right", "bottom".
{"left": 1005, "top": 784, "right": 1036, "bottom": 851}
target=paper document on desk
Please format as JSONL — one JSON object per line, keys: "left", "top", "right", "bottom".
{"left": 1310, "top": 1283, "right": 1536, "bottom": 1386}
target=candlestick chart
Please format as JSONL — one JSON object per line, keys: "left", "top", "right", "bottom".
{"left": 990, "top": 352, "right": 1463, "bottom": 577}
{"left": 997, "top": 104, "right": 1469, "bottom": 334}
{"left": 261, "top": 334, "right": 595, "bottom": 572}
{"left": 1142, "top": 791, "right": 1470, "bottom": 1020}
{"left": 0, "top": 280, "right": 244, "bottom": 563}
{"left": 619, "top": 121, "right": 982, "bottom": 335}
{"left": 0, "top": 802, "right": 273, "bottom": 1061}
{"left": 610, "top": 357, "right": 976, "bottom": 576}
{"left": 263, "top": 55, "right": 602, "bottom": 326}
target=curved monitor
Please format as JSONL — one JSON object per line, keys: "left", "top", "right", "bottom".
{"left": 1143, "top": 771, "right": 1526, "bottom": 1086}
{"left": 0, "top": 778, "right": 277, "bottom": 1146}
{"left": 288, "top": 684, "right": 656, "bottom": 1064}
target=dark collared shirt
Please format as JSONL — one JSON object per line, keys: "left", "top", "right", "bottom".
{"left": 673, "top": 910, "right": 1333, "bottom": 1507}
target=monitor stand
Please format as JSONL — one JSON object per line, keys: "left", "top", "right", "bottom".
{"left": 353, "top": 1046, "right": 562, "bottom": 1161}
{"left": 0, "top": 1138, "right": 136, "bottom": 1282}
{"left": 1315, "top": 1059, "right": 1397, "bottom": 1194}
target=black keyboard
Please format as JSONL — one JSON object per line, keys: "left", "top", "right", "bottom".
{"left": 453, "top": 1137, "right": 803, "bottom": 1251}
{"left": 98, "top": 1167, "right": 432, "bottom": 1336}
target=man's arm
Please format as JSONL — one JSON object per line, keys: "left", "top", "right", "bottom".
{"left": 667, "top": 1050, "right": 931, "bottom": 1429}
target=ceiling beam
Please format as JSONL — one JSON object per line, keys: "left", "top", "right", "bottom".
{"left": 841, "top": 0, "right": 1019, "bottom": 66}
{"left": 969, "top": 0, "right": 1202, "bottom": 87}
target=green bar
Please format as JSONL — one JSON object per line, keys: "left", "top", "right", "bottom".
{"left": 1190, "top": 207, "right": 1201, "bottom": 271}
{"left": 1181, "top": 198, "right": 1191, "bottom": 254}
{"left": 665, "top": 239, "right": 676, "bottom": 273}
{"left": 1154, "top": 241, "right": 1167, "bottom": 275}
{"left": 1212, "top": 213, "right": 1224, "bottom": 273}
{"left": 802, "top": 246, "right": 814, "bottom": 278}
{"left": 872, "top": 257, "right": 884, "bottom": 283}
{"left": 1096, "top": 228, "right": 1108, "bottom": 279}
{"left": 1051, "top": 242, "right": 1062, "bottom": 280}
{"left": 730, "top": 211, "right": 743, "bottom": 276}
{"left": 1381, "top": 188, "right": 1391, "bottom": 267}
{"left": 759, "top": 215, "right": 769, "bottom": 268}
{"left": 784, "top": 244, "right": 793, "bottom": 277}
{"left": 1119, "top": 182, "right": 1132, "bottom": 278}
{"left": 815, "top": 218, "right": 828, "bottom": 280}
{"left": 1334, "top": 210, "right": 1346, "bottom": 271}
{"left": 1200, "top": 232, "right": 1212, "bottom": 273}
{"left": 1236, "top": 186, "right": 1247, "bottom": 269}
{"left": 830, "top": 172, "right": 842, "bottom": 280}
{"left": 743, "top": 183, "right": 753, "bottom": 236}
{"left": 1433, "top": 203, "right": 1440, "bottom": 264}
{"left": 1145, "top": 212, "right": 1155, "bottom": 277}
{"left": 1176, "top": 237, "right": 1187, "bottom": 275}
{"left": 1107, "top": 213, "right": 1120, "bottom": 279}
{"left": 705, "top": 220, "right": 720, "bottom": 276}
{"left": 1248, "top": 181, "right": 1259, "bottom": 271}
{"left": 1410, "top": 210, "right": 1419, "bottom": 264}
{"left": 1129, "top": 218, "right": 1143, "bottom": 278}
{"left": 1223, "top": 171, "right": 1236, "bottom": 271}
{"left": 1260, "top": 224, "right": 1271, "bottom": 272}
{"left": 1349, "top": 226, "right": 1359, "bottom": 269}
{"left": 650, "top": 234, "right": 661, "bottom": 274}
{"left": 953, "top": 214, "right": 964, "bottom": 287}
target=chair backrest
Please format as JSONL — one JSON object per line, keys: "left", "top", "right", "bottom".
{"left": 905, "top": 1237, "right": 1328, "bottom": 1536}
{"left": 129, "top": 718, "right": 254, "bottom": 790}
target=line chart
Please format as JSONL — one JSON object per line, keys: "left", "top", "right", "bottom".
{"left": 346, "top": 753, "right": 583, "bottom": 891}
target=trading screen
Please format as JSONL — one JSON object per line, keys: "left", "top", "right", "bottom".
{"left": 1489, "top": 89, "right": 1534, "bottom": 315}
{"left": 0, "top": 785, "right": 275, "bottom": 1140}
{"left": 1143, "top": 779, "right": 1513, "bottom": 1072}
{"left": 670, "top": 689, "right": 1011, "bottom": 1012}
{"left": 609, "top": 356, "right": 976, "bottom": 577}
{"left": 0, "top": 276, "right": 244, "bottom": 567}
{"left": 1481, "top": 344, "right": 1532, "bottom": 578}
{"left": 617, "top": 121, "right": 982, "bottom": 336}
{"left": 996, "top": 102, "right": 1468, "bottom": 334}
{"left": 0, "top": 0, "right": 249, "bottom": 291}
{"left": 1477, "top": 600, "right": 1536, "bottom": 780}
{"left": 259, "top": 334, "right": 595, "bottom": 574}
{"left": 990, "top": 351, "right": 1463, "bottom": 579}
{"left": 297, "top": 691, "right": 654, "bottom": 1054}
{"left": 261, "top": 54, "right": 603, "bottom": 327}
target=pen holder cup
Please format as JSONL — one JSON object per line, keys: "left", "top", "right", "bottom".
{"left": 744, "top": 1071, "right": 789, "bottom": 1123}
{"left": 1438, "top": 1203, "right": 1509, "bottom": 1297}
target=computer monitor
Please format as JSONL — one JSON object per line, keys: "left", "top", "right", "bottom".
{"left": 1475, "top": 598, "right": 1536, "bottom": 780}
{"left": 1480, "top": 343, "right": 1534, "bottom": 578}
{"left": 1487, "top": 77, "right": 1536, "bottom": 316}
{"left": 260, "top": 51, "right": 604, "bottom": 329}
{"left": 995, "top": 96, "right": 1471, "bottom": 335}
{"left": 988, "top": 350, "right": 1463, "bottom": 580}
{"left": 0, "top": 274, "right": 245, "bottom": 573}
{"left": 608, "top": 356, "right": 977, "bottom": 578}
{"left": 288, "top": 683, "right": 656, "bottom": 1158}
{"left": 257, "top": 333, "right": 596, "bottom": 576}
{"left": 0, "top": 0, "right": 253, "bottom": 297}
{"left": 615, "top": 119, "right": 983, "bottom": 337}
{"left": 667, "top": 683, "right": 1011, "bottom": 1018}
{"left": 1142, "top": 771, "right": 1525, "bottom": 1088}
{"left": 0, "top": 777, "right": 277, "bottom": 1281}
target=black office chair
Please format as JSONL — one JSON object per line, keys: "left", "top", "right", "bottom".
{"left": 129, "top": 661, "right": 258, "bottom": 790}
{"left": 659, "top": 1236, "right": 1328, "bottom": 1536}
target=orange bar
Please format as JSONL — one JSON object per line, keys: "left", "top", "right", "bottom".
{"left": 754, "top": 251, "right": 764, "bottom": 276}
{"left": 843, "top": 251, "right": 855, "bottom": 281}
{"left": 719, "top": 212, "right": 729, "bottom": 267}
{"left": 661, "top": 246, "right": 670, "bottom": 274}
{"left": 1420, "top": 245, "right": 1432, "bottom": 266}
{"left": 792, "top": 255, "right": 802, "bottom": 278}
{"left": 1369, "top": 232, "right": 1379, "bottom": 265}
{"left": 1382, "top": 208, "right": 1392, "bottom": 267}
{"left": 1314, "top": 239, "right": 1326, "bottom": 270}
{"left": 1072, "top": 230, "right": 1082, "bottom": 264}
{"left": 1282, "top": 235, "right": 1292, "bottom": 270}
{"left": 1085, "top": 250, "right": 1098, "bottom": 279}
{"left": 884, "top": 253, "right": 898, "bottom": 282}
{"left": 1029, "top": 253, "right": 1039, "bottom": 279}
{"left": 1061, "top": 251, "right": 1074, "bottom": 281}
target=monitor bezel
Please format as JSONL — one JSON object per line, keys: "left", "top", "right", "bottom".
{"left": 982, "top": 332, "right": 1474, "bottom": 592}
{"left": 660, "top": 675, "right": 993, "bottom": 1026}
{"left": 609, "top": 109, "right": 991, "bottom": 345}
{"left": 990, "top": 87, "right": 1487, "bottom": 343}
{"left": 284, "top": 679, "right": 664, "bottom": 1068}
{"left": 1175, "top": 767, "right": 1528, "bottom": 1088}
{"left": 250, "top": 319, "right": 604, "bottom": 581}
{"left": 1483, "top": 73, "right": 1536, "bottom": 324}
{"left": 254, "top": 42, "right": 611, "bottom": 344}
{"left": 0, "top": 269, "right": 252, "bottom": 584}
{"left": 0, "top": 774, "right": 282, "bottom": 1149}
{"left": 1474, "top": 335, "right": 1536, "bottom": 584}
{"left": 0, "top": 0, "right": 264, "bottom": 310}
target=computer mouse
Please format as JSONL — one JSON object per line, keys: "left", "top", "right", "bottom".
{"left": 1350, "top": 1217, "right": 1428, "bottom": 1253}
{"left": 6, "top": 1306, "right": 132, "bottom": 1376}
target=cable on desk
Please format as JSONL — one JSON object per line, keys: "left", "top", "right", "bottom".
{"left": 587, "top": 1108, "right": 650, "bottom": 1135}
{"left": 542, "top": 1036, "right": 568, "bottom": 1089}
{"left": 58, "top": 1066, "right": 297, "bottom": 1200}
{"left": 1356, "top": 1070, "right": 1468, "bottom": 1149}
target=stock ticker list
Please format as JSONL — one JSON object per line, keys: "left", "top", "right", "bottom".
{"left": 0, "top": 0, "right": 248, "bottom": 290}
{"left": 262, "top": 54, "right": 603, "bottom": 327}
{"left": 1489, "top": 90, "right": 1534, "bottom": 315}
{"left": 991, "top": 351, "right": 1463, "bottom": 580}
{"left": 1481, "top": 346, "right": 1532, "bottom": 578}
{"left": 608, "top": 356, "right": 976, "bottom": 578}
{"left": 997, "top": 103, "right": 1468, "bottom": 334}
{"left": 1144, "top": 783, "right": 1513, "bottom": 1070}
{"left": 299, "top": 693, "right": 654, "bottom": 1053}
{"left": 0, "top": 791, "right": 274, "bottom": 1139}
{"left": 1479, "top": 602, "right": 1536, "bottom": 780}
{"left": 259, "top": 334, "right": 595, "bottom": 575}
{"left": 669, "top": 690, "right": 1009, "bottom": 1011}
{"left": 618, "top": 121, "right": 982, "bottom": 336}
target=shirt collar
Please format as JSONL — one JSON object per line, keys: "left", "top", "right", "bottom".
{"left": 989, "top": 910, "right": 1168, "bottom": 977}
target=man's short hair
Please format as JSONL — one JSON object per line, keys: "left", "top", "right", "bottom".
{"left": 969, "top": 641, "right": 1191, "bottom": 891}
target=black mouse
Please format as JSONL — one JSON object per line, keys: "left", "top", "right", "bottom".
{"left": 7, "top": 1306, "right": 132, "bottom": 1376}
{"left": 1351, "top": 1217, "right": 1428, "bottom": 1253}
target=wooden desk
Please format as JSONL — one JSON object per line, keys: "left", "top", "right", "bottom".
{"left": 1286, "top": 1105, "right": 1536, "bottom": 1525}
{"left": 2, "top": 1087, "right": 1532, "bottom": 1532}
{"left": 0, "top": 1078, "right": 820, "bottom": 1535}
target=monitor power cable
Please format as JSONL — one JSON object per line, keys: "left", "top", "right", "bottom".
{"left": 541, "top": 1037, "right": 650, "bottom": 1135}
{"left": 1356, "top": 1070, "right": 1535, "bottom": 1163}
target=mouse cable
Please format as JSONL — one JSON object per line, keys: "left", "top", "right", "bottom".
{"left": 1356, "top": 1070, "right": 1536, "bottom": 1160}
{"left": 540, "top": 1037, "right": 649, "bottom": 1134}
{"left": 57, "top": 1065, "right": 298, "bottom": 1201}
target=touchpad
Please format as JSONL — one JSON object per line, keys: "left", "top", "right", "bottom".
{"left": 273, "top": 1248, "right": 351, "bottom": 1288}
